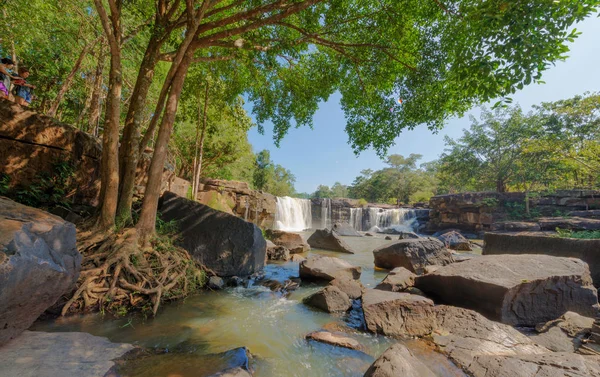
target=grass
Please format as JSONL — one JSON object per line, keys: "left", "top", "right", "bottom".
{"left": 555, "top": 228, "right": 600, "bottom": 240}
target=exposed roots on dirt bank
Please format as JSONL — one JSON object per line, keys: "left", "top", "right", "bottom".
{"left": 61, "top": 227, "right": 206, "bottom": 317}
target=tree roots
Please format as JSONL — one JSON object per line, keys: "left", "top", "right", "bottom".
{"left": 61, "top": 227, "right": 205, "bottom": 317}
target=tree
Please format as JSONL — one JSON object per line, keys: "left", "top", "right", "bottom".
{"left": 252, "top": 149, "right": 296, "bottom": 196}
{"left": 330, "top": 182, "right": 348, "bottom": 198}
{"left": 313, "top": 185, "right": 333, "bottom": 199}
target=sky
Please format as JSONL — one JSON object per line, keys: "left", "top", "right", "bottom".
{"left": 247, "top": 15, "right": 600, "bottom": 194}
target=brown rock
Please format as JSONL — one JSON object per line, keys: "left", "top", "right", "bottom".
{"left": 303, "top": 286, "right": 352, "bottom": 313}
{"left": 208, "top": 367, "right": 252, "bottom": 377}
{"left": 306, "top": 331, "right": 361, "bottom": 350}
{"left": 307, "top": 229, "right": 355, "bottom": 254}
{"left": 266, "top": 240, "right": 290, "bottom": 261}
{"left": 468, "top": 353, "right": 600, "bottom": 377}
{"left": 437, "top": 230, "right": 472, "bottom": 251}
{"left": 538, "top": 216, "right": 600, "bottom": 231}
{"left": 290, "top": 254, "right": 306, "bottom": 263}
{"left": 332, "top": 222, "right": 362, "bottom": 237}
{"left": 375, "top": 267, "right": 416, "bottom": 292}
{"left": 364, "top": 344, "right": 436, "bottom": 377}
{"left": 416, "top": 254, "right": 600, "bottom": 326}
{"left": 398, "top": 231, "right": 420, "bottom": 240}
{"left": 265, "top": 230, "right": 310, "bottom": 254}
{"left": 330, "top": 278, "right": 364, "bottom": 299}
{"left": 490, "top": 221, "right": 541, "bottom": 232}
{"left": 530, "top": 311, "right": 594, "bottom": 352}
{"left": 299, "top": 255, "right": 361, "bottom": 282}
{"left": 373, "top": 238, "right": 454, "bottom": 274}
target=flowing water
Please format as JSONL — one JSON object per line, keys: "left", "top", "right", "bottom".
{"left": 349, "top": 207, "right": 416, "bottom": 232}
{"left": 274, "top": 197, "right": 312, "bottom": 232}
{"left": 32, "top": 233, "right": 466, "bottom": 377}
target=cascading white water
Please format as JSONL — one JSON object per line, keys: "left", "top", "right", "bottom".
{"left": 350, "top": 207, "right": 416, "bottom": 232}
{"left": 274, "top": 197, "right": 312, "bottom": 231}
{"left": 320, "top": 198, "right": 332, "bottom": 229}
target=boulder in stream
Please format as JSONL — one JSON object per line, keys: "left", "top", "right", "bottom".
{"left": 299, "top": 255, "right": 361, "bottom": 282}
{"left": 304, "top": 286, "right": 352, "bottom": 313}
{"left": 306, "top": 331, "right": 361, "bottom": 350}
{"left": 375, "top": 267, "right": 416, "bottom": 292}
{"left": 266, "top": 240, "right": 290, "bottom": 261}
{"left": 530, "top": 311, "right": 595, "bottom": 352}
{"left": 398, "top": 231, "right": 420, "bottom": 240}
{"left": 372, "top": 238, "right": 454, "bottom": 274}
{"left": 330, "top": 277, "right": 364, "bottom": 299}
{"left": 265, "top": 229, "right": 309, "bottom": 254}
{"left": 364, "top": 344, "right": 436, "bottom": 377}
{"left": 158, "top": 192, "right": 266, "bottom": 277}
{"left": 416, "top": 254, "right": 600, "bottom": 326}
{"left": 0, "top": 197, "right": 81, "bottom": 344}
{"left": 436, "top": 230, "right": 471, "bottom": 251}
{"left": 307, "top": 229, "right": 355, "bottom": 254}
{"left": 332, "top": 222, "right": 362, "bottom": 237}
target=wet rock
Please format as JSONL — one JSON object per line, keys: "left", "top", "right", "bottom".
{"left": 0, "top": 331, "right": 134, "bottom": 377}
{"left": 416, "top": 254, "right": 600, "bottom": 326}
{"left": 538, "top": 216, "right": 600, "bottom": 231}
{"left": 362, "top": 289, "right": 436, "bottom": 337}
{"left": 208, "top": 367, "right": 252, "bottom": 377}
{"left": 364, "top": 344, "right": 436, "bottom": 377}
{"left": 158, "top": 192, "right": 266, "bottom": 277}
{"left": 375, "top": 267, "right": 416, "bottom": 292}
{"left": 304, "top": 286, "right": 352, "bottom": 313}
{"left": 290, "top": 254, "right": 306, "bottom": 263}
{"left": 330, "top": 278, "right": 364, "bottom": 299}
{"left": 384, "top": 236, "right": 392, "bottom": 240}
{"left": 306, "top": 331, "right": 361, "bottom": 350}
{"left": 299, "top": 255, "right": 361, "bottom": 282}
{"left": 373, "top": 238, "right": 454, "bottom": 274}
{"left": 398, "top": 231, "right": 420, "bottom": 240}
{"left": 365, "top": 233, "right": 374, "bottom": 237}
{"left": 0, "top": 198, "right": 81, "bottom": 344}
{"left": 468, "top": 353, "right": 600, "bottom": 377}
{"left": 332, "top": 222, "right": 362, "bottom": 237}
{"left": 530, "top": 311, "right": 594, "bottom": 352}
{"left": 265, "top": 229, "right": 310, "bottom": 254}
{"left": 208, "top": 276, "right": 225, "bottom": 290}
{"left": 227, "top": 276, "right": 245, "bottom": 287}
{"left": 437, "top": 230, "right": 471, "bottom": 251}
{"left": 307, "top": 229, "right": 355, "bottom": 254}
{"left": 266, "top": 240, "right": 290, "bottom": 261}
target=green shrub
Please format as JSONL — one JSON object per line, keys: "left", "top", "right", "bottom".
{"left": 480, "top": 197, "right": 499, "bottom": 207}
{"left": 10, "top": 161, "right": 76, "bottom": 209}
{"left": 555, "top": 228, "right": 600, "bottom": 239}
{"left": 357, "top": 198, "right": 368, "bottom": 207}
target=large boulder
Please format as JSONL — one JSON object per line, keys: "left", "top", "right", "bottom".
{"left": 158, "top": 192, "right": 266, "bottom": 277}
{"left": 468, "top": 353, "right": 600, "bottom": 377}
{"left": 436, "top": 230, "right": 471, "bottom": 251}
{"left": 483, "top": 232, "right": 600, "bottom": 287}
{"left": 307, "top": 229, "right": 355, "bottom": 254}
{"left": 265, "top": 229, "right": 309, "bottom": 254}
{"left": 330, "top": 277, "right": 364, "bottom": 299}
{"left": 364, "top": 344, "right": 436, "bottom": 377}
{"left": 303, "top": 286, "right": 352, "bottom": 313}
{"left": 266, "top": 240, "right": 290, "bottom": 261}
{"left": 372, "top": 238, "right": 454, "bottom": 274}
{"left": 375, "top": 267, "right": 416, "bottom": 292}
{"left": 398, "top": 231, "right": 420, "bottom": 240}
{"left": 332, "top": 222, "right": 362, "bottom": 237}
{"left": 299, "top": 255, "right": 361, "bottom": 282}
{"left": 0, "top": 197, "right": 81, "bottom": 344}
{"left": 416, "top": 254, "right": 600, "bottom": 326}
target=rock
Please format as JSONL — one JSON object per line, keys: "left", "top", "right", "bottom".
{"left": 398, "top": 231, "right": 420, "bottom": 240}
{"left": 362, "top": 289, "right": 436, "bottom": 337}
{"left": 483, "top": 232, "right": 600, "bottom": 287}
{"left": 303, "top": 286, "right": 352, "bottom": 313}
{"left": 538, "top": 216, "right": 600, "bottom": 231}
{"left": 375, "top": 267, "right": 416, "bottom": 292}
{"left": 384, "top": 236, "right": 392, "bottom": 240}
{"left": 299, "top": 255, "right": 361, "bottom": 282}
{"left": 290, "top": 254, "right": 306, "bottom": 263}
{"left": 372, "top": 238, "right": 454, "bottom": 274}
{"left": 365, "top": 233, "right": 374, "bottom": 237}
{"left": 307, "top": 229, "right": 355, "bottom": 254}
{"left": 416, "top": 254, "right": 600, "bottom": 326}
{"left": 266, "top": 240, "right": 290, "bottom": 261}
{"left": 0, "top": 198, "right": 81, "bottom": 344}
{"left": 437, "top": 230, "right": 472, "bottom": 251}
{"left": 227, "top": 276, "right": 246, "bottom": 287}
{"left": 568, "top": 210, "right": 600, "bottom": 219}
{"left": 468, "top": 353, "right": 600, "bottom": 377}
{"left": 208, "top": 367, "right": 252, "bottom": 377}
{"left": 491, "top": 221, "right": 541, "bottom": 232}
{"left": 0, "top": 331, "right": 134, "bottom": 377}
{"left": 208, "top": 276, "right": 225, "bottom": 290}
{"left": 330, "top": 278, "right": 364, "bottom": 299}
{"left": 265, "top": 230, "right": 309, "bottom": 254}
{"left": 306, "top": 331, "right": 361, "bottom": 350}
{"left": 364, "top": 344, "right": 436, "bottom": 377}
{"left": 530, "top": 311, "right": 594, "bottom": 352}
{"left": 332, "top": 222, "right": 362, "bottom": 237}
{"left": 158, "top": 192, "right": 266, "bottom": 277}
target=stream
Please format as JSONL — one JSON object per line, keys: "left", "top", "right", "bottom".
{"left": 32, "top": 232, "right": 466, "bottom": 377}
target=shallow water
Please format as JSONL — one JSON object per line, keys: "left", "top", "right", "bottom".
{"left": 32, "top": 232, "right": 466, "bottom": 377}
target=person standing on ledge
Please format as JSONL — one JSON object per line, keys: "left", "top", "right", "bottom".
{"left": 0, "top": 58, "right": 16, "bottom": 100}
{"left": 12, "top": 67, "right": 35, "bottom": 107}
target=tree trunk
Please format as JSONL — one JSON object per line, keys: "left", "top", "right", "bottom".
{"left": 75, "top": 73, "right": 95, "bottom": 127}
{"left": 525, "top": 190, "right": 530, "bottom": 217}
{"left": 137, "top": 53, "right": 192, "bottom": 238}
{"left": 192, "top": 80, "right": 209, "bottom": 201}
{"left": 116, "top": 35, "right": 162, "bottom": 225}
{"left": 496, "top": 179, "right": 507, "bottom": 193}
{"left": 88, "top": 43, "right": 106, "bottom": 135}
{"left": 47, "top": 38, "right": 97, "bottom": 118}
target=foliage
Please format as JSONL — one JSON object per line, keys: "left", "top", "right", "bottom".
{"left": 252, "top": 150, "right": 296, "bottom": 196}
{"left": 504, "top": 201, "right": 541, "bottom": 220}
{"left": 480, "top": 198, "right": 500, "bottom": 208}
{"left": 7, "top": 161, "right": 75, "bottom": 209}
{"left": 0, "top": 174, "right": 10, "bottom": 196}
{"left": 555, "top": 228, "right": 600, "bottom": 239}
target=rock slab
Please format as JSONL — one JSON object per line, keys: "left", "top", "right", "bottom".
{"left": 373, "top": 238, "right": 454, "bottom": 274}
{"left": 303, "top": 286, "right": 352, "bottom": 313}
{"left": 306, "top": 331, "right": 361, "bottom": 350}
{"left": 299, "top": 255, "right": 361, "bottom": 282}
{"left": 332, "top": 222, "right": 362, "bottom": 237}
{"left": 364, "top": 344, "right": 436, "bottom": 377}
{"left": 265, "top": 229, "right": 309, "bottom": 254}
{"left": 416, "top": 254, "right": 599, "bottom": 326}
{"left": 0, "top": 197, "right": 81, "bottom": 344}
{"left": 158, "top": 192, "right": 266, "bottom": 277}
{"left": 375, "top": 267, "right": 416, "bottom": 292}
{"left": 307, "top": 229, "right": 356, "bottom": 254}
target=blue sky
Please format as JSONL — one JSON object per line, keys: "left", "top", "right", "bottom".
{"left": 247, "top": 15, "right": 600, "bottom": 194}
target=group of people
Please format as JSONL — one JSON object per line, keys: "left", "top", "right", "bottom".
{"left": 0, "top": 57, "right": 35, "bottom": 107}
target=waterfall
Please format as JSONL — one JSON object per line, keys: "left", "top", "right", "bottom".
{"left": 350, "top": 207, "right": 416, "bottom": 232}
{"left": 321, "top": 198, "right": 332, "bottom": 229}
{"left": 274, "top": 197, "right": 312, "bottom": 232}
